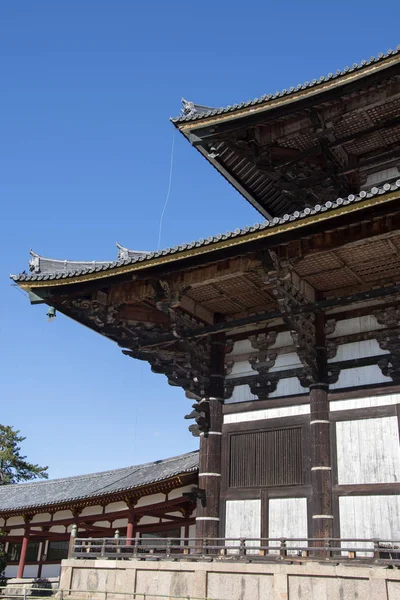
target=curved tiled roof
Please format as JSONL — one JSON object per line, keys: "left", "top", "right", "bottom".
{"left": 10, "top": 181, "right": 400, "bottom": 285}
{"left": 0, "top": 451, "right": 198, "bottom": 513}
{"left": 172, "top": 46, "right": 400, "bottom": 123}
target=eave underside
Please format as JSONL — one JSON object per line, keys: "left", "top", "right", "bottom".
{"left": 23, "top": 193, "right": 400, "bottom": 403}
{"left": 180, "top": 69, "right": 400, "bottom": 217}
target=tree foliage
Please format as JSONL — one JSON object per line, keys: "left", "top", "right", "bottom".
{"left": 0, "top": 532, "right": 6, "bottom": 577}
{"left": 0, "top": 425, "right": 48, "bottom": 485}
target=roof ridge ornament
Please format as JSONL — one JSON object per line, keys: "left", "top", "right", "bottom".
{"left": 181, "top": 97, "right": 216, "bottom": 117}
{"left": 116, "top": 243, "right": 150, "bottom": 261}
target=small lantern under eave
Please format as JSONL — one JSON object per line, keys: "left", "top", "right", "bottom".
{"left": 46, "top": 306, "right": 56, "bottom": 320}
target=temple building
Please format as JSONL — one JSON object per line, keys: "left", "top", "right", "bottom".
{"left": 10, "top": 47, "right": 400, "bottom": 566}
{"left": 0, "top": 452, "right": 198, "bottom": 578}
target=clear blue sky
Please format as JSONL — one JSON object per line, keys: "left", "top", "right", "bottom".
{"left": 1, "top": 1, "right": 399, "bottom": 479}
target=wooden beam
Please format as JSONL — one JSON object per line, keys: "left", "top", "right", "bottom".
{"left": 138, "top": 284, "right": 400, "bottom": 348}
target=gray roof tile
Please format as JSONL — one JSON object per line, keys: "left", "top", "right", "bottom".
{"left": 172, "top": 47, "right": 400, "bottom": 123}
{"left": 0, "top": 451, "right": 198, "bottom": 513}
{"left": 10, "top": 181, "right": 400, "bottom": 285}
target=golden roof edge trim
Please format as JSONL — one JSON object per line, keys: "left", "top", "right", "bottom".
{"left": 177, "top": 54, "right": 400, "bottom": 132}
{"left": 19, "top": 189, "right": 400, "bottom": 291}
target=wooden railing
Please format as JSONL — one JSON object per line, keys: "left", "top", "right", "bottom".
{"left": 71, "top": 537, "right": 400, "bottom": 564}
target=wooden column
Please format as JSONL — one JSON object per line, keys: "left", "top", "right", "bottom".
{"left": 125, "top": 505, "right": 136, "bottom": 546}
{"left": 17, "top": 520, "right": 30, "bottom": 579}
{"left": 310, "top": 382, "right": 333, "bottom": 540}
{"left": 196, "top": 330, "right": 225, "bottom": 540}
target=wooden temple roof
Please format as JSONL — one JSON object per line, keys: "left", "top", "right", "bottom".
{"left": 11, "top": 180, "right": 400, "bottom": 287}
{"left": 173, "top": 47, "right": 400, "bottom": 218}
{"left": 10, "top": 179, "right": 400, "bottom": 402}
{"left": 0, "top": 451, "right": 198, "bottom": 514}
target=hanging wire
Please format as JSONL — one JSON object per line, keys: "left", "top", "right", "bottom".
{"left": 11, "top": 284, "right": 29, "bottom": 298}
{"left": 157, "top": 129, "right": 176, "bottom": 250}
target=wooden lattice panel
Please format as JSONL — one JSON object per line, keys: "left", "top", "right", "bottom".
{"left": 187, "top": 286, "right": 221, "bottom": 303}
{"left": 334, "top": 111, "right": 371, "bottom": 138}
{"left": 336, "top": 239, "right": 396, "bottom": 266}
{"left": 216, "top": 277, "right": 253, "bottom": 296}
{"left": 345, "top": 131, "right": 384, "bottom": 155}
{"left": 305, "top": 268, "right": 358, "bottom": 291}
{"left": 295, "top": 252, "right": 343, "bottom": 277}
{"left": 366, "top": 97, "right": 400, "bottom": 123}
{"left": 245, "top": 268, "right": 268, "bottom": 287}
{"left": 382, "top": 124, "right": 400, "bottom": 145}
{"left": 353, "top": 256, "right": 400, "bottom": 283}
{"left": 203, "top": 296, "right": 246, "bottom": 314}
{"left": 280, "top": 132, "right": 315, "bottom": 151}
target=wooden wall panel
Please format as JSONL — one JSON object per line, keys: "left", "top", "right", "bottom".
{"left": 336, "top": 417, "right": 400, "bottom": 484}
{"left": 339, "top": 495, "right": 400, "bottom": 550}
{"left": 268, "top": 498, "right": 308, "bottom": 549}
{"left": 225, "top": 499, "right": 261, "bottom": 541}
{"left": 229, "top": 428, "right": 303, "bottom": 488}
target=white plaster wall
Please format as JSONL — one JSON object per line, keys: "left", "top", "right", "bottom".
{"left": 188, "top": 524, "right": 196, "bottom": 540}
{"left": 31, "top": 513, "right": 51, "bottom": 524}
{"left": 169, "top": 485, "right": 194, "bottom": 500}
{"left": 330, "top": 365, "right": 391, "bottom": 389}
{"left": 79, "top": 506, "right": 103, "bottom": 517}
{"left": 230, "top": 339, "right": 253, "bottom": 355}
{"left": 225, "top": 499, "right": 261, "bottom": 552}
{"left": 226, "top": 384, "right": 257, "bottom": 404}
{"left": 227, "top": 360, "right": 256, "bottom": 378}
{"left": 329, "top": 315, "right": 384, "bottom": 337}
{"left": 270, "top": 331, "right": 292, "bottom": 348}
{"left": 224, "top": 404, "right": 309, "bottom": 424}
{"left": 330, "top": 393, "right": 400, "bottom": 411}
{"left": 270, "top": 352, "right": 302, "bottom": 372}
{"left": 53, "top": 509, "right": 73, "bottom": 521}
{"left": 112, "top": 519, "right": 128, "bottom": 529}
{"left": 270, "top": 377, "right": 308, "bottom": 398}
{"left": 4, "top": 565, "right": 40, "bottom": 578}
{"left": 329, "top": 339, "right": 388, "bottom": 363}
{"left": 6, "top": 516, "right": 24, "bottom": 526}
{"left": 92, "top": 520, "right": 111, "bottom": 528}
{"left": 41, "top": 564, "right": 61, "bottom": 578}
{"left": 339, "top": 495, "right": 400, "bottom": 554}
{"left": 4, "top": 566, "right": 18, "bottom": 578}
{"left": 50, "top": 525, "right": 66, "bottom": 533}
{"left": 268, "top": 498, "right": 308, "bottom": 554}
{"left": 136, "top": 493, "right": 165, "bottom": 508}
{"left": 139, "top": 516, "right": 161, "bottom": 525}
{"left": 0, "top": 518, "right": 4, "bottom": 527}
{"left": 105, "top": 501, "right": 126, "bottom": 513}
{"left": 336, "top": 417, "right": 400, "bottom": 484}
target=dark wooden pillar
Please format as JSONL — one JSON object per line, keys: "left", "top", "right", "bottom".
{"left": 310, "top": 382, "right": 333, "bottom": 540}
{"left": 17, "top": 520, "right": 30, "bottom": 579}
{"left": 195, "top": 331, "right": 225, "bottom": 540}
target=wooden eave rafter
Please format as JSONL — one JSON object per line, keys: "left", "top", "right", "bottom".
{"left": 18, "top": 188, "right": 400, "bottom": 291}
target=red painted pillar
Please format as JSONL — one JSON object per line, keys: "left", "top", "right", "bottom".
{"left": 17, "top": 523, "right": 30, "bottom": 579}
{"left": 125, "top": 506, "right": 136, "bottom": 546}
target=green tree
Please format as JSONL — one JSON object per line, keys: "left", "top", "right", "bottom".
{"left": 0, "top": 425, "right": 48, "bottom": 485}
{"left": 0, "top": 532, "right": 6, "bottom": 578}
